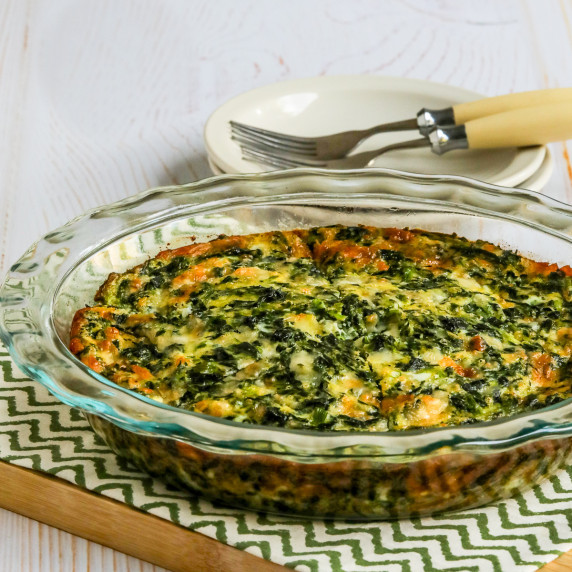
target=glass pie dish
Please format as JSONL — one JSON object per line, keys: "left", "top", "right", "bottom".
{"left": 1, "top": 168, "right": 572, "bottom": 520}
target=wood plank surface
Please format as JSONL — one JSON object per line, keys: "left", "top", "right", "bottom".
{"left": 541, "top": 552, "right": 572, "bottom": 572}
{"left": 1, "top": 0, "right": 571, "bottom": 570}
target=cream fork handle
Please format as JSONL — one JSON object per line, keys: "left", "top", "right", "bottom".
{"left": 418, "top": 88, "right": 572, "bottom": 135}
{"left": 453, "top": 88, "right": 572, "bottom": 124}
{"left": 465, "top": 101, "right": 572, "bottom": 149}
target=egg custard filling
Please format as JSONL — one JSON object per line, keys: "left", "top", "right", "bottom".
{"left": 70, "top": 225, "right": 572, "bottom": 432}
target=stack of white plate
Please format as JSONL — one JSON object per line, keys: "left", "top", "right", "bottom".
{"left": 204, "top": 76, "right": 553, "bottom": 191}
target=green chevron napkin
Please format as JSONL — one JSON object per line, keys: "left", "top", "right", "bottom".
{"left": 1, "top": 346, "right": 571, "bottom": 572}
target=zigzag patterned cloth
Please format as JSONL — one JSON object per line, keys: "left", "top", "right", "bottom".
{"left": 0, "top": 346, "right": 571, "bottom": 572}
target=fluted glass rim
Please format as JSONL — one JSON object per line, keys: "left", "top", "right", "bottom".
{"left": 2, "top": 167, "right": 572, "bottom": 459}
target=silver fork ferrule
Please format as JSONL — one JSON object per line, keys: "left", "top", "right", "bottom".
{"left": 417, "top": 107, "right": 456, "bottom": 136}
{"left": 428, "top": 125, "right": 468, "bottom": 155}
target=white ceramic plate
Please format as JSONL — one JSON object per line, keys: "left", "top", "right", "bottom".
{"left": 208, "top": 147, "right": 553, "bottom": 193}
{"left": 207, "top": 155, "right": 224, "bottom": 176}
{"left": 205, "top": 76, "right": 546, "bottom": 186}
{"left": 517, "top": 148, "right": 554, "bottom": 191}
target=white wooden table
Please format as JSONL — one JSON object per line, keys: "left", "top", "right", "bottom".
{"left": 1, "top": 1, "right": 571, "bottom": 570}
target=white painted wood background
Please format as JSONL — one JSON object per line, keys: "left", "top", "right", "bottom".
{"left": 1, "top": 0, "right": 571, "bottom": 570}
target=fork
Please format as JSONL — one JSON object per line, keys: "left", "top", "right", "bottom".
{"left": 239, "top": 102, "right": 572, "bottom": 170}
{"left": 231, "top": 88, "right": 572, "bottom": 161}
{"left": 241, "top": 137, "right": 430, "bottom": 169}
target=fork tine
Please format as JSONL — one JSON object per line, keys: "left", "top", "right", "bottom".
{"left": 231, "top": 133, "right": 318, "bottom": 156}
{"left": 231, "top": 125, "right": 316, "bottom": 153}
{"left": 240, "top": 146, "right": 327, "bottom": 168}
{"left": 231, "top": 121, "right": 316, "bottom": 146}
{"left": 230, "top": 121, "right": 317, "bottom": 147}
{"left": 241, "top": 149, "right": 300, "bottom": 169}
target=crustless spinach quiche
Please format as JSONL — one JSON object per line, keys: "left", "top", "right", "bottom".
{"left": 70, "top": 225, "right": 572, "bottom": 432}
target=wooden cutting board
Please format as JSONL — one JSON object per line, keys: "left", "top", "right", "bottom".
{"left": 0, "top": 461, "right": 285, "bottom": 572}
{"left": 0, "top": 460, "right": 569, "bottom": 572}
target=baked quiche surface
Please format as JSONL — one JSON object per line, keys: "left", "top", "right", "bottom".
{"left": 70, "top": 225, "right": 572, "bottom": 432}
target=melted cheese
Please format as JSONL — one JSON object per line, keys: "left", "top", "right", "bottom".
{"left": 70, "top": 225, "right": 572, "bottom": 432}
